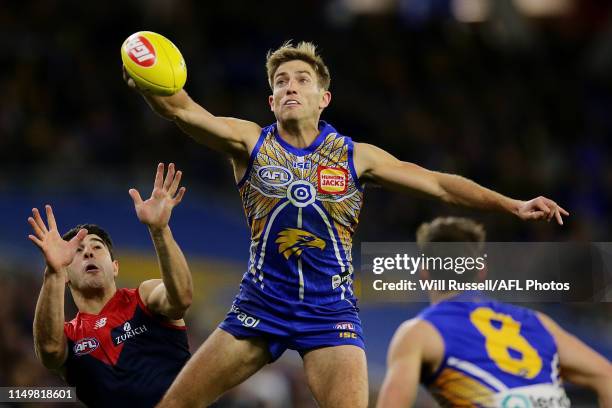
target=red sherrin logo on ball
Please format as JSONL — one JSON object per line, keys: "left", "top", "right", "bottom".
{"left": 125, "top": 35, "right": 156, "bottom": 67}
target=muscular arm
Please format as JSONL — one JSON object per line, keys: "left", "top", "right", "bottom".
{"left": 33, "top": 267, "right": 68, "bottom": 369}
{"left": 136, "top": 85, "right": 261, "bottom": 159}
{"left": 140, "top": 226, "right": 192, "bottom": 320}
{"left": 538, "top": 313, "right": 612, "bottom": 406}
{"left": 354, "top": 143, "right": 568, "bottom": 223}
{"left": 131, "top": 164, "right": 193, "bottom": 321}
{"left": 377, "top": 319, "right": 444, "bottom": 408}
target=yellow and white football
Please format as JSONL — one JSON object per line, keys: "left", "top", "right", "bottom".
{"left": 121, "top": 31, "right": 187, "bottom": 96}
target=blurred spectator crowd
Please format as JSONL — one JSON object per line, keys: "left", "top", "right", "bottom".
{"left": 2, "top": 0, "right": 612, "bottom": 406}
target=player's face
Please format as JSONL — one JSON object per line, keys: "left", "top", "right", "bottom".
{"left": 67, "top": 234, "right": 118, "bottom": 293}
{"left": 269, "top": 60, "right": 331, "bottom": 124}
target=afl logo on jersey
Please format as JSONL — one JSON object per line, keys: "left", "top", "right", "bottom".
{"left": 258, "top": 166, "right": 293, "bottom": 186}
{"left": 74, "top": 337, "right": 100, "bottom": 356}
{"left": 318, "top": 166, "right": 348, "bottom": 195}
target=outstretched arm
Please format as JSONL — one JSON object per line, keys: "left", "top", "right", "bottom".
{"left": 354, "top": 143, "right": 569, "bottom": 224}
{"left": 123, "top": 68, "right": 260, "bottom": 158}
{"left": 29, "top": 206, "right": 87, "bottom": 369}
{"left": 538, "top": 313, "right": 612, "bottom": 406}
{"left": 131, "top": 163, "right": 193, "bottom": 320}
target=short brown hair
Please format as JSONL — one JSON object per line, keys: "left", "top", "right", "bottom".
{"left": 416, "top": 217, "right": 486, "bottom": 253}
{"left": 416, "top": 217, "right": 486, "bottom": 283}
{"left": 266, "top": 41, "right": 331, "bottom": 91}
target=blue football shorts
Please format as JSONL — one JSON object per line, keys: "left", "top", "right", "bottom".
{"left": 219, "top": 296, "right": 365, "bottom": 362}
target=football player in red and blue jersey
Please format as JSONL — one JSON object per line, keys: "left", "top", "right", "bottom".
{"left": 125, "top": 42, "right": 568, "bottom": 408}
{"left": 29, "top": 163, "right": 193, "bottom": 408}
{"left": 377, "top": 217, "right": 612, "bottom": 408}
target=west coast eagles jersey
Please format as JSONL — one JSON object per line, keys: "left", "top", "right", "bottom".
{"left": 236, "top": 121, "right": 364, "bottom": 310}
{"left": 420, "top": 292, "right": 570, "bottom": 408}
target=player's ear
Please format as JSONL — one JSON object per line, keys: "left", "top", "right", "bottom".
{"left": 112, "top": 260, "right": 119, "bottom": 278}
{"left": 268, "top": 94, "right": 275, "bottom": 112}
{"left": 319, "top": 90, "right": 331, "bottom": 110}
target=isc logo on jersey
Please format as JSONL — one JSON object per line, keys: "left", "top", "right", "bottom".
{"left": 74, "top": 337, "right": 100, "bottom": 356}
{"left": 125, "top": 35, "right": 156, "bottom": 67}
{"left": 258, "top": 166, "right": 293, "bottom": 186}
{"left": 318, "top": 166, "right": 348, "bottom": 194}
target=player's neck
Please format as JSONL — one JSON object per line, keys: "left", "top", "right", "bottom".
{"left": 72, "top": 285, "right": 118, "bottom": 315}
{"left": 277, "top": 120, "right": 320, "bottom": 148}
{"left": 429, "top": 290, "right": 462, "bottom": 304}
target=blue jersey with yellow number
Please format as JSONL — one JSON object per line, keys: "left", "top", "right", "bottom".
{"left": 235, "top": 121, "right": 363, "bottom": 313}
{"left": 420, "top": 292, "right": 570, "bottom": 408}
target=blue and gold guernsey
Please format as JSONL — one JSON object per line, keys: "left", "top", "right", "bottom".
{"left": 220, "top": 121, "right": 365, "bottom": 359}
{"left": 420, "top": 292, "right": 570, "bottom": 408}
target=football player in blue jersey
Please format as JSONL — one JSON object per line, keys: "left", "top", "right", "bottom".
{"left": 30, "top": 163, "right": 193, "bottom": 407}
{"left": 377, "top": 217, "right": 612, "bottom": 408}
{"left": 125, "top": 42, "right": 568, "bottom": 408}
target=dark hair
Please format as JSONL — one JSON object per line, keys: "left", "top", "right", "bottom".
{"left": 62, "top": 224, "right": 115, "bottom": 260}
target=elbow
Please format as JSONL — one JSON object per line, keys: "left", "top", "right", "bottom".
{"left": 179, "top": 290, "right": 193, "bottom": 310}
{"left": 174, "top": 288, "right": 193, "bottom": 312}
{"left": 35, "top": 344, "right": 65, "bottom": 369}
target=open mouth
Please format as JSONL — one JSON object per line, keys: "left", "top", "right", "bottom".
{"left": 284, "top": 99, "right": 300, "bottom": 106}
{"left": 85, "top": 264, "right": 100, "bottom": 273}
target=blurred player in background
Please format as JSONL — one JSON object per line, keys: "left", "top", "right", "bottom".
{"left": 125, "top": 41, "right": 568, "bottom": 408}
{"left": 29, "top": 163, "right": 193, "bottom": 407}
{"left": 377, "top": 217, "right": 612, "bottom": 408}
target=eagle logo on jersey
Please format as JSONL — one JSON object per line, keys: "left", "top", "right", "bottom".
{"left": 276, "top": 228, "right": 326, "bottom": 260}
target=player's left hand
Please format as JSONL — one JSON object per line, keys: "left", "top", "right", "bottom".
{"left": 517, "top": 196, "right": 569, "bottom": 225}
{"left": 129, "top": 163, "right": 186, "bottom": 230}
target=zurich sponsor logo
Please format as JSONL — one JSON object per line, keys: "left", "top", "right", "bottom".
{"left": 258, "top": 166, "right": 292, "bottom": 186}
{"left": 74, "top": 337, "right": 99, "bottom": 356}
{"left": 113, "top": 322, "right": 148, "bottom": 346}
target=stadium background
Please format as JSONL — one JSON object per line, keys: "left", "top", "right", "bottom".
{"left": 1, "top": 0, "right": 611, "bottom": 406}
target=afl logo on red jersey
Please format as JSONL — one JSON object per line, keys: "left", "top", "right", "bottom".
{"left": 74, "top": 337, "right": 100, "bottom": 356}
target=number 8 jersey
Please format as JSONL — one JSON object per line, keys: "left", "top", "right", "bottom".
{"left": 420, "top": 291, "right": 570, "bottom": 407}
{"left": 236, "top": 121, "right": 364, "bottom": 311}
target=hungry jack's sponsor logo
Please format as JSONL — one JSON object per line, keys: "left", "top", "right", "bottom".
{"left": 318, "top": 166, "right": 348, "bottom": 194}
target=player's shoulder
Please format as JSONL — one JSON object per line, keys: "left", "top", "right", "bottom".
{"left": 394, "top": 318, "right": 441, "bottom": 341}
{"left": 391, "top": 318, "right": 443, "bottom": 353}
{"left": 533, "top": 310, "right": 563, "bottom": 338}
{"left": 389, "top": 318, "right": 445, "bottom": 368}
{"left": 137, "top": 279, "right": 162, "bottom": 304}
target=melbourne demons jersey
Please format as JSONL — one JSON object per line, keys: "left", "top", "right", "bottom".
{"left": 63, "top": 288, "right": 190, "bottom": 407}
{"left": 236, "top": 121, "right": 363, "bottom": 310}
{"left": 420, "top": 292, "right": 570, "bottom": 408}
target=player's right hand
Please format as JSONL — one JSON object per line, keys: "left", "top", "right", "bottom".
{"left": 27, "top": 205, "right": 87, "bottom": 274}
